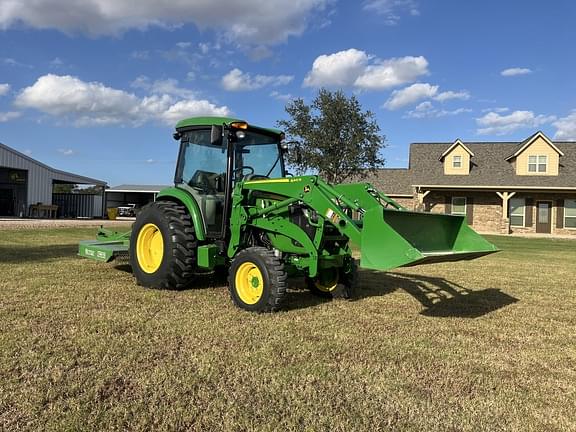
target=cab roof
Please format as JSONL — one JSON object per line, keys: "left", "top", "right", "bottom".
{"left": 175, "top": 116, "right": 282, "bottom": 136}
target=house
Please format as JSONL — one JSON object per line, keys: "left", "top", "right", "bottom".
{"left": 362, "top": 131, "right": 576, "bottom": 236}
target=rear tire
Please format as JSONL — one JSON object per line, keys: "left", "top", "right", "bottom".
{"left": 130, "top": 201, "right": 197, "bottom": 289}
{"left": 229, "top": 247, "right": 287, "bottom": 312}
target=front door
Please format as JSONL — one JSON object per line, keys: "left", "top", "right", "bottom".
{"left": 536, "top": 201, "right": 552, "bottom": 233}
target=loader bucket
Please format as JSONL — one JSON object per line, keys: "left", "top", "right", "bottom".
{"left": 359, "top": 207, "right": 498, "bottom": 271}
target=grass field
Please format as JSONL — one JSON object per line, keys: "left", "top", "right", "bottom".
{"left": 1, "top": 228, "right": 575, "bottom": 431}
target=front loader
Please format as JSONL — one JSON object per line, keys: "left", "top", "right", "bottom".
{"left": 79, "top": 117, "right": 498, "bottom": 312}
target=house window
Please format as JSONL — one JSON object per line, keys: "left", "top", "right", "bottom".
{"left": 451, "top": 197, "right": 466, "bottom": 215}
{"left": 528, "top": 155, "right": 547, "bottom": 173}
{"left": 509, "top": 198, "right": 525, "bottom": 227}
{"left": 453, "top": 155, "right": 462, "bottom": 168}
{"left": 565, "top": 199, "right": 576, "bottom": 228}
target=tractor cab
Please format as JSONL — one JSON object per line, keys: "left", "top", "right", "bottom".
{"left": 173, "top": 117, "right": 286, "bottom": 237}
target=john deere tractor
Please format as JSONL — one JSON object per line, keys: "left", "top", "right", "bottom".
{"left": 79, "top": 117, "right": 497, "bottom": 312}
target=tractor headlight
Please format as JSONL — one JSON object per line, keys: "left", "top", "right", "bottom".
{"left": 235, "top": 131, "right": 246, "bottom": 139}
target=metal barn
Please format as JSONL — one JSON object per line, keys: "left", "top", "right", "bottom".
{"left": 0, "top": 142, "right": 106, "bottom": 217}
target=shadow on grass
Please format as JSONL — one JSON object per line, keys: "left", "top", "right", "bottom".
{"left": 0, "top": 244, "right": 78, "bottom": 263}
{"left": 113, "top": 261, "right": 231, "bottom": 290}
{"left": 111, "top": 264, "right": 517, "bottom": 317}
{"left": 359, "top": 270, "right": 518, "bottom": 318}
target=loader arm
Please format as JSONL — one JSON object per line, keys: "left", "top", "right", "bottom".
{"left": 232, "top": 176, "right": 498, "bottom": 277}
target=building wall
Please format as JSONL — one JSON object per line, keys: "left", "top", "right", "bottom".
{"left": 390, "top": 196, "right": 414, "bottom": 209}
{"left": 422, "top": 191, "right": 502, "bottom": 233}
{"left": 443, "top": 145, "right": 471, "bottom": 175}
{"left": 507, "top": 193, "right": 576, "bottom": 236}
{"left": 1, "top": 146, "right": 105, "bottom": 211}
{"left": 1, "top": 148, "right": 52, "bottom": 204}
{"left": 420, "top": 191, "right": 576, "bottom": 236}
{"left": 515, "top": 136, "right": 560, "bottom": 176}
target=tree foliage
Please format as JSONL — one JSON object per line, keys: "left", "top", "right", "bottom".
{"left": 277, "top": 89, "right": 385, "bottom": 184}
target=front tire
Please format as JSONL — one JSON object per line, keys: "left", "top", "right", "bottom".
{"left": 130, "top": 201, "right": 197, "bottom": 289}
{"left": 229, "top": 247, "right": 287, "bottom": 312}
{"left": 307, "top": 259, "right": 358, "bottom": 299}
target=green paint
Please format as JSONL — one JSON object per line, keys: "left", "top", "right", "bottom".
{"left": 80, "top": 117, "right": 498, "bottom": 280}
{"left": 78, "top": 240, "right": 128, "bottom": 262}
{"left": 197, "top": 244, "right": 224, "bottom": 269}
{"left": 176, "top": 116, "right": 282, "bottom": 136}
{"left": 156, "top": 186, "right": 206, "bottom": 240}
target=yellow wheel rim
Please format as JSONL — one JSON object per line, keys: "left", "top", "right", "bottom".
{"left": 235, "top": 262, "right": 264, "bottom": 305}
{"left": 315, "top": 269, "right": 339, "bottom": 293}
{"left": 136, "top": 223, "right": 164, "bottom": 273}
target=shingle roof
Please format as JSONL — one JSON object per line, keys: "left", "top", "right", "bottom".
{"left": 348, "top": 169, "right": 413, "bottom": 195}
{"left": 409, "top": 141, "right": 576, "bottom": 188}
{"left": 367, "top": 137, "right": 576, "bottom": 195}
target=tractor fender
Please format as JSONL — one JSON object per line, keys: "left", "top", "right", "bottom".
{"left": 156, "top": 187, "right": 206, "bottom": 241}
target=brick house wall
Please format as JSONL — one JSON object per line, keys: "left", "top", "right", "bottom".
{"left": 390, "top": 197, "right": 413, "bottom": 209}
{"left": 422, "top": 192, "right": 503, "bottom": 233}
{"left": 507, "top": 193, "right": 576, "bottom": 236}
{"left": 418, "top": 191, "right": 576, "bottom": 235}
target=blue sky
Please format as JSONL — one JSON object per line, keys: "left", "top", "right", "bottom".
{"left": 1, "top": 0, "right": 575, "bottom": 186}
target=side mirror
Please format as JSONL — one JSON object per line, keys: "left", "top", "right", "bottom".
{"left": 211, "top": 125, "right": 223, "bottom": 146}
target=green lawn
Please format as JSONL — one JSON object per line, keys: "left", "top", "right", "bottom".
{"left": 1, "top": 228, "right": 575, "bottom": 431}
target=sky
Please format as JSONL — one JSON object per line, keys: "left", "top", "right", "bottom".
{"left": 1, "top": 0, "right": 576, "bottom": 186}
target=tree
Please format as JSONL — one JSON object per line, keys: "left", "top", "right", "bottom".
{"left": 277, "top": 89, "right": 385, "bottom": 184}
{"left": 52, "top": 183, "right": 77, "bottom": 193}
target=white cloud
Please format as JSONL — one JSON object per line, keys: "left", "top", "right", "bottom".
{"left": 57, "top": 148, "right": 75, "bottom": 156}
{"left": 434, "top": 90, "right": 470, "bottom": 102}
{"left": 354, "top": 56, "right": 429, "bottom": 90}
{"left": 0, "top": 83, "right": 10, "bottom": 96}
{"left": 131, "top": 76, "right": 196, "bottom": 98}
{"left": 481, "top": 107, "right": 509, "bottom": 113}
{"left": 303, "top": 49, "right": 429, "bottom": 90}
{"left": 270, "top": 91, "right": 293, "bottom": 101}
{"left": 2, "top": 57, "right": 31, "bottom": 68}
{"left": 303, "top": 49, "right": 370, "bottom": 87}
{"left": 363, "top": 0, "right": 419, "bottom": 25}
{"left": 553, "top": 110, "right": 576, "bottom": 140}
{"left": 384, "top": 83, "right": 438, "bottom": 110}
{"left": 476, "top": 110, "right": 555, "bottom": 135}
{"left": 221, "top": 68, "right": 293, "bottom": 91}
{"left": 248, "top": 45, "right": 274, "bottom": 61}
{"left": 0, "top": 111, "right": 21, "bottom": 122}
{"left": 0, "top": 0, "right": 328, "bottom": 45}
{"left": 49, "top": 57, "right": 64, "bottom": 68}
{"left": 157, "top": 99, "right": 230, "bottom": 125}
{"left": 501, "top": 67, "right": 532, "bottom": 77}
{"left": 404, "top": 101, "right": 471, "bottom": 119}
{"left": 131, "top": 50, "right": 150, "bottom": 60}
{"left": 14, "top": 74, "right": 230, "bottom": 127}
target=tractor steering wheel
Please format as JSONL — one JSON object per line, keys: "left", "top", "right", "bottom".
{"left": 233, "top": 166, "right": 254, "bottom": 180}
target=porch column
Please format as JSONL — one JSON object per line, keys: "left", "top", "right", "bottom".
{"left": 416, "top": 189, "right": 430, "bottom": 211}
{"left": 496, "top": 191, "right": 516, "bottom": 219}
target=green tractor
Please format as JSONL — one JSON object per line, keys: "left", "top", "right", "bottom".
{"left": 79, "top": 117, "right": 498, "bottom": 312}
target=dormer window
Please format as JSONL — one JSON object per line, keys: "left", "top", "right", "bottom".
{"left": 505, "top": 132, "right": 562, "bottom": 176}
{"left": 440, "top": 139, "right": 473, "bottom": 175}
{"left": 528, "top": 155, "right": 547, "bottom": 173}
{"left": 453, "top": 155, "right": 462, "bottom": 168}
